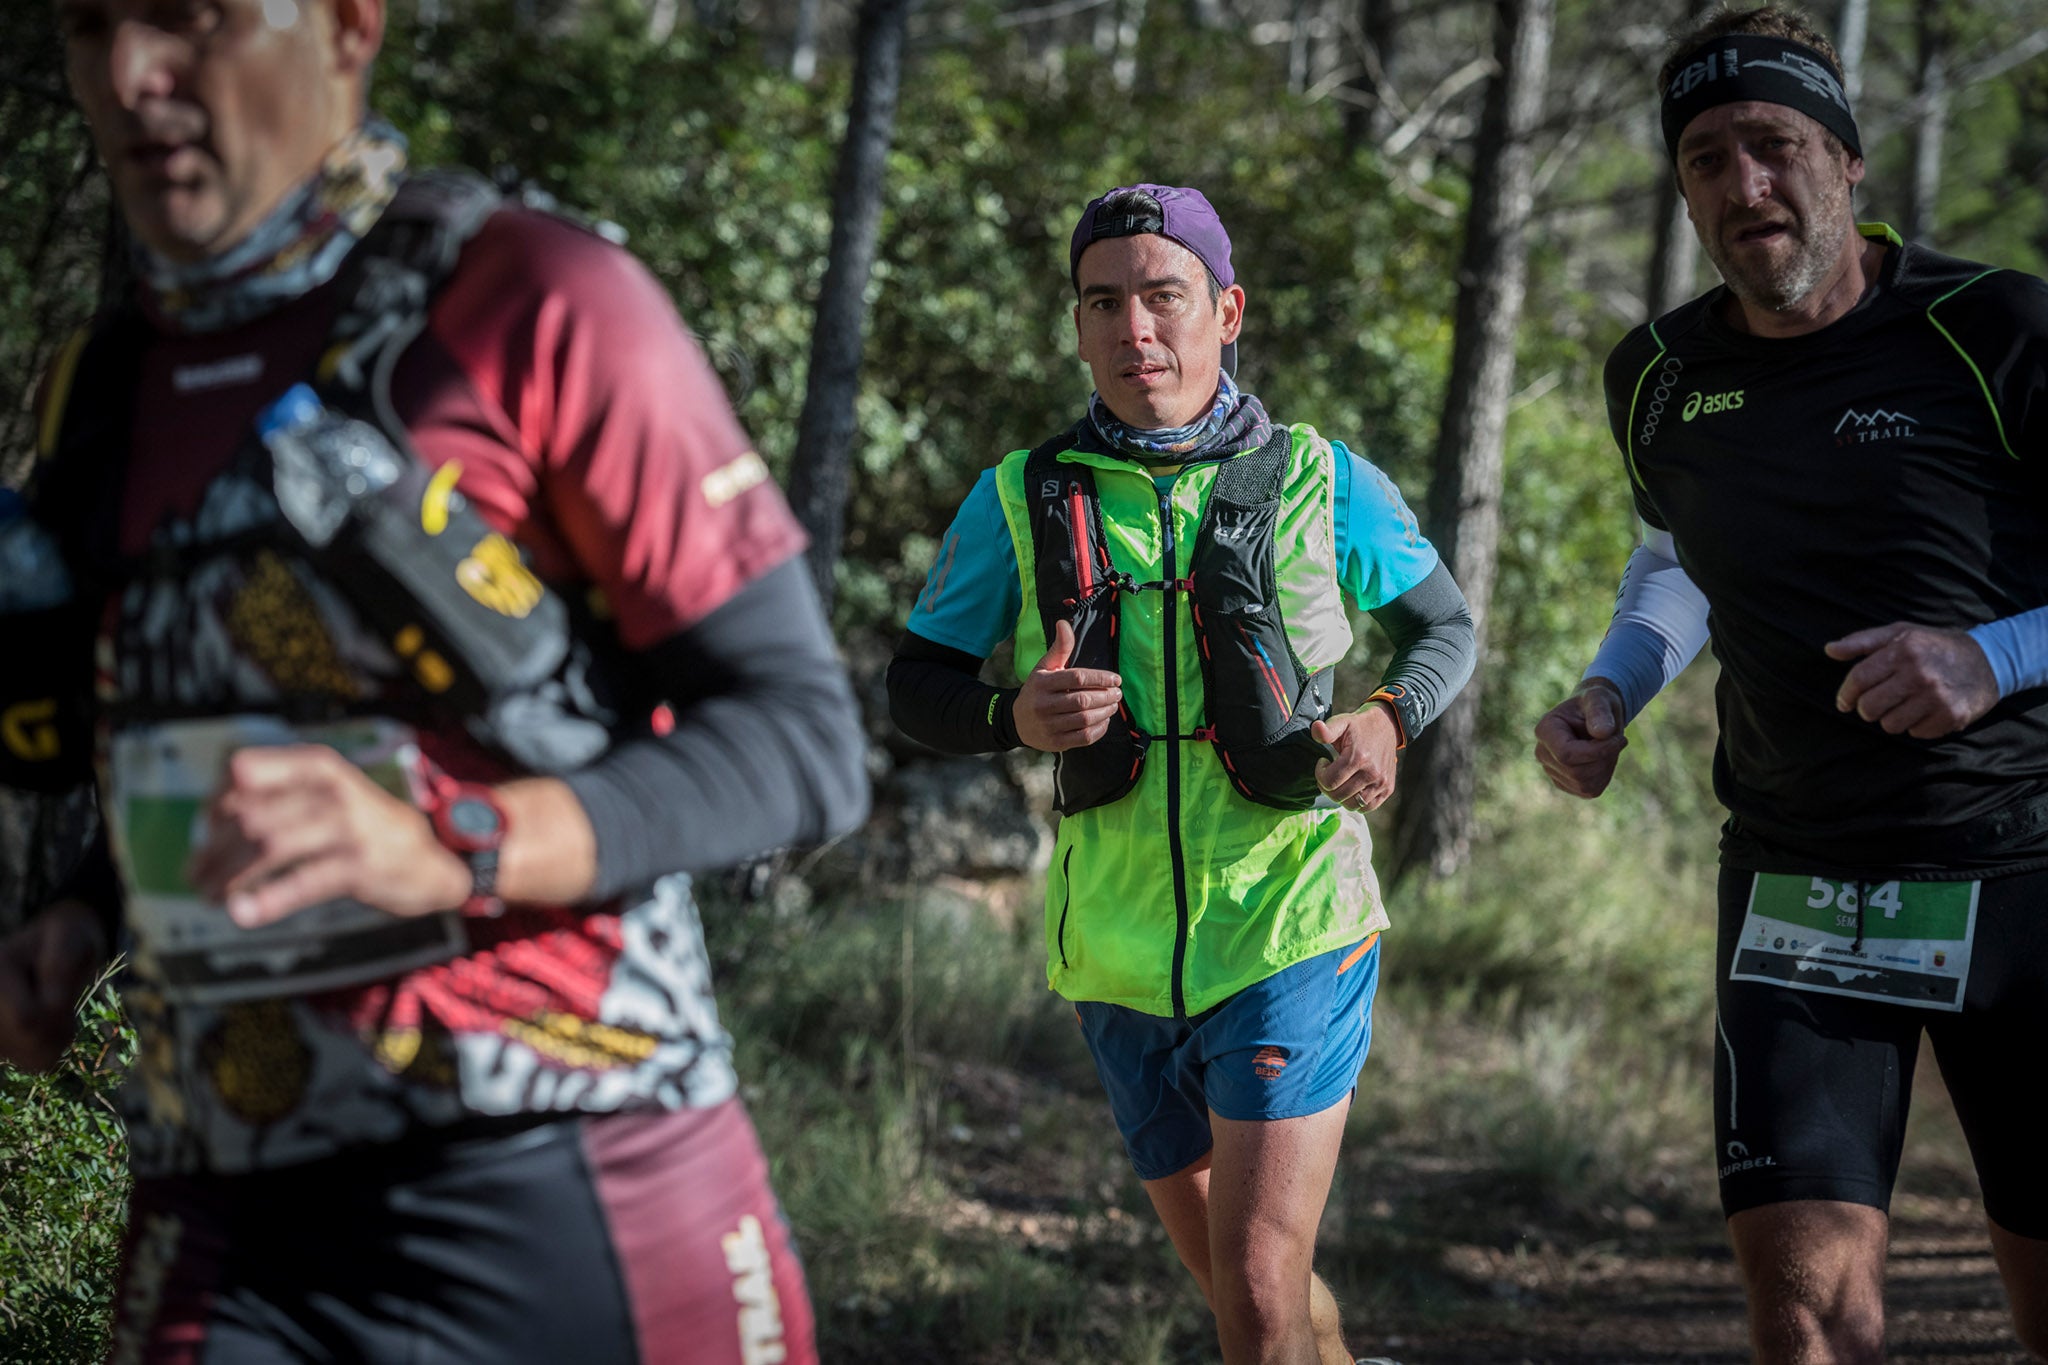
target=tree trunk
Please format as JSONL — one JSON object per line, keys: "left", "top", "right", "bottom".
{"left": 1904, "top": 0, "right": 1949, "bottom": 244}
{"left": 1289, "top": 0, "right": 1312, "bottom": 94}
{"left": 645, "top": 0, "right": 681, "bottom": 43}
{"left": 787, "top": 0, "right": 913, "bottom": 609}
{"left": 1390, "top": 0, "right": 1554, "bottom": 883}
{"left": 1112, "top": 0, "right": 1146, "bottom": 90}
{"left": 1645, "top": 171, "right": 1695, "bottom": 319}
{"left": 790, "top": 0, "right": 821, "bottom": 81}
{"left": 1835, "top": 0, "right": 1869, "bottom": 103}
{"left": 1343, "top": 0, "right": 1401, "bottom": 148}
{"left": 1645, "top": 0, "right": 1713, "bottom": 318}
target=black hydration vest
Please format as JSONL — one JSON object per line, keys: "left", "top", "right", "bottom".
{"left": 8, "top": 170, "right": 641, "bottom": 791}
{"left": 1023, "top": 425, "right": 1336, "bottom": 816}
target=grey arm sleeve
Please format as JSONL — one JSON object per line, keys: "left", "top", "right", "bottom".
{"left": 562, "top": 558, "right": 871, "bottom": 900}
{"left": 1365, "top": 560, "right": 1477, "bottom": 742}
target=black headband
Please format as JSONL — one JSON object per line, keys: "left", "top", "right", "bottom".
{"left": 1661, "top": 34, "right": 1861, "bottom": 162}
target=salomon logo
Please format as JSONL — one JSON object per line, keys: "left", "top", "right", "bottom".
{"left": 1834, "top": 406, "right": 1919, "bottom": 446}
{"left": 1682, "top": 389, "right": 1743, "bottom": 421}
{"left": 1637, "top": 356, "right": 1685, "bottom": 447}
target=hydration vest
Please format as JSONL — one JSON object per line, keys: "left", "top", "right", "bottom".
{"left": 10, "top": 170, "right": 640, "bottom": 788}
{"left": 1021, "top": 424, "right": 1336, "bottom": 815}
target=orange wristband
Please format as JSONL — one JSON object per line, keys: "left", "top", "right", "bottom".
{"left": 1364, "top": 684, "right": 1410, "bottom": 750}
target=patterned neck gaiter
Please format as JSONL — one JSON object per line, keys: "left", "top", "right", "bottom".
{"left": 1086, "top": 371, "right": 1275, "bottom": 467}
{"left": 140, "top": 118, "right": 409, "bottom": 335}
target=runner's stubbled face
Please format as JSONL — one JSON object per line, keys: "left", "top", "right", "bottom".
{"left": 57, "top": 0, "right": 376, "bottom": 263}
{"left": 1676, "top": 101, "right": 1866, "bottom": 315}
{"left": 1073, "top": 234, "right": 1245, "bottom": 431}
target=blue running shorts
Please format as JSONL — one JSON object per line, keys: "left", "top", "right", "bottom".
{"left": 1075, "top": 936, "right": 1379, "bottom": 1181}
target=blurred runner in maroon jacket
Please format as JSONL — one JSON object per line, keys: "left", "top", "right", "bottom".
{"left": 0, "top": 0, "right": 868, "bottom": 1358}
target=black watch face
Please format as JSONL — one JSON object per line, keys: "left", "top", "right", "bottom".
{"left": 448, "top": 796, "right": 502, "bottom": 843}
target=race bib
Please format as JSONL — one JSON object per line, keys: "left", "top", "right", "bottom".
{"left": 1729, "top": 873, "right": 1978, "bottom": 1012}
{"left": 105, "top": 715, "right": 466, "bottom": 1004}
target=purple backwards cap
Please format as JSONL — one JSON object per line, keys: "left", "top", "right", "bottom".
{"left": 1069, "top": 183, "right": 1235, "bottom": 291}
{"left": 1069, "top": 183, "right": 1238, "bottom": 374}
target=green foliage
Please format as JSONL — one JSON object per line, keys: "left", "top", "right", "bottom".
{"left": 711, "top": 775, "right": 1730, "bottom": 1361}
{"left": 717, "top": 887, "right": 1207, "bottom": 1362}
{"left": 5, "top": 0, "right": 2041, "bottom": 1352}
{"left": 0, "top": 969, "right": 134, "bottom": 1365}
{"left": 841, "top": 36, "right": 1460, "bottom": 637}
{"left": 0, "top": 0, "right": 102, "bottom": 485}
{"left": 372, "top": 7, "right": 1459, "bottom": 641}
{"left": 376, "top": 0, "right": 838, "bottom": 447}
{"left": 1356, "top": 771, "right": 1722, "bottom": 1209}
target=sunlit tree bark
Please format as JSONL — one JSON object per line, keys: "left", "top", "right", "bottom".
{"left": 788, "top": 0, "right": 913, "bottom": 607}
{"left": 1392, "top": 0, "right": 1555, "bottom": 882}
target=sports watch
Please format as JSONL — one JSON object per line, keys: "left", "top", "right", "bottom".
{"left": 430, "top": 782, "right": 507, "bottom": 916}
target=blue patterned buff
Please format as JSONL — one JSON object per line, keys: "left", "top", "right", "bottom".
{"left": 141, "top": 119, "right": 409, "bottom": 335}
{"left": 1086, "top": 372, "right": 1275, "bottom": 466}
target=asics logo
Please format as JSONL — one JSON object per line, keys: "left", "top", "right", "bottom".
{"left": 1682, "top": 389, "right": 1744, "bottom": 421}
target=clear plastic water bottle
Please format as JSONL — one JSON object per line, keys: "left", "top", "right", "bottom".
{"left": 258, "top": 383, "right": 406, "bottom": 549}
{"left": 0, "top": 487, "right": 74, "bottom": 613}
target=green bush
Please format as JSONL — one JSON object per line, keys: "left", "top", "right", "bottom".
{"left": 0, "top": 967, "right": 134, "bottom": 1365}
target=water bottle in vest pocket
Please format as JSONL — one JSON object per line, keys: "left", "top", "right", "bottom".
{"left": 260, "top": 385, "right": 619, "bottom": 773}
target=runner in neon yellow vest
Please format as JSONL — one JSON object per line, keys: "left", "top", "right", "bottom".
{"left": 890, "top": 183, "right": 1475, "bottom": 1363}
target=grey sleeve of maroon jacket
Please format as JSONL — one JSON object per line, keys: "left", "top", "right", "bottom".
{"left": 562, "top": 558, "right": 870, "bottom": 901}
{"left": 1365, "top": 559, "right": 1476, "bottom": 741}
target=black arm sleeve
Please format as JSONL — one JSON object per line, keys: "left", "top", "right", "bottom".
{"left": 1365, "top": 559, "right": 1477, "bottom": 742}
{"left": 0, "top": 789, "right": 120, "bottom": 953}
{"left": 885, "top": 630, "right": 1022, "bottom": 755}
{"left": 562, "top": 558, "right": 870, "bottom": 901}
{"left": 52, "top": 821, "right": 123, "bottom": 955}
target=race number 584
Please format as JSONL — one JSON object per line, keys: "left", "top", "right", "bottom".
{"left": 1805, "top": 876, "right": 1902, "bottom": 917}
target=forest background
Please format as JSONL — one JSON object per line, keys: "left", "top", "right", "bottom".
{"left": 1, "top": 0, "right": 2044, "bottom": 1358}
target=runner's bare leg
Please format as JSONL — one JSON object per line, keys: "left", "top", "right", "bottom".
{"left": 1728, "top": 1200, "right": 1887, "bottom": 1364}
{"left": 1145, "top": 1142, "right": 1353, "bottom": 1364}
{"left": 1140, "top": 1102, "right": 1351, "bottom": 1364}
{"left": 1987, "top": 1219, "right": 2048, "bottom": 1360}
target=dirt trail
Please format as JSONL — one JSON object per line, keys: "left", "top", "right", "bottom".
{"left": 1350, "top": 1058, "right": 2029, "bottom": 1365}
{"left": 923, "top": 1044, "right": 2028, "bottom": 1363}
{"left": 1359, "top": 1191, "right": 2025, "bottom": 1364}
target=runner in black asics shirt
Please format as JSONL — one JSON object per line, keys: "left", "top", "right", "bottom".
{"left": 1607, "top": 227, "right": 2048, "bottom": 876}
{"left": 1534, "top": 6, "right": 2048, "bottom": 1362}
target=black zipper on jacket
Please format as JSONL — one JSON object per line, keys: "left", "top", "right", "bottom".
{"left": 1056, "top": 845, "right": 1074, "bottom": 969}
{"left": 1158, "top": 485, "right": 1192, "bottom": 1021}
